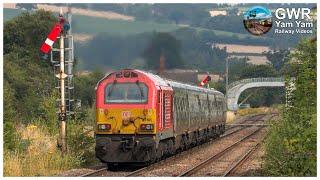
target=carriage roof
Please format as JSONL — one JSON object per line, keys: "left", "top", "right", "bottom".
{"left": 137, "top": 70, "right": 225, "bottom": 97}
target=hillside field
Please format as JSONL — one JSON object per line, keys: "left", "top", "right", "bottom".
{"left": 4, "top": 8, "right": 260, "bottom": 39}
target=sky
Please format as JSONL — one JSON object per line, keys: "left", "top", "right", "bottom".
{"left": 243, "top": 6, "right": 272, "bottom": 20}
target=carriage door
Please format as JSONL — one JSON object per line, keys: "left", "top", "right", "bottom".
{"left": 162, "top": 90, "right": 173, "bottom": 130}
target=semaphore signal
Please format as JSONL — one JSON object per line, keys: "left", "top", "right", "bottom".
{"left": 40, "top": 23, "right": 62, "bottom": 53}
{"left": 198, "top": 75, "right": 211, "bottom": 87}
{"left": 40, "top": 11, "right": 70, "bottom": 54}
{"left": 40, "top": 7, "right": 73, "bottom": 155}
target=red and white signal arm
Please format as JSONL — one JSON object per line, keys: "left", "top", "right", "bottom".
{"left": 198, "top": 75, "right": 211, "bottom": 87}
{"left": 40, "top": 23, "right": 62, "bottom": 54}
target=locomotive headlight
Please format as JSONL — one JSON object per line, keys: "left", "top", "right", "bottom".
{"left": 98, "top": 124, "right": 111, "bottom": 131}
{"left": 140, "top": 124, "right": 154, "bottom": 131}
{"left": 146, "top": 124, "right": 152, "bottom": 130}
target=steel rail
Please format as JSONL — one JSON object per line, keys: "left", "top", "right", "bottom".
{"left": 81, "top": 167, "right": 108, "bottom": 177}
{"left": 82, "top": 122, "right": 256, "bottom": 178}
{"left": 83, "top": 113, "right": 274, "bottom": 177}
{"left": 125, "top": 166, "right": 149, "bottom": 177}
{"left": 222, "top": 136, "right": 264, "bottom": 176}
{"left": 126, "top": 114, "right": 269, "bottom": 177}
{"left": 178, "top": 113, "right": 277, "bottom": 177}
{"left": 178, "top": 126, "right": 264, "bottom": 177}
{"left": 223, "top": 113, "right": 267, "bottom": 133}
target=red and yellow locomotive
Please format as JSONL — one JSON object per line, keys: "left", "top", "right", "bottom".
{"left": 95, "top": 69, "right": 226, "bottom": 168}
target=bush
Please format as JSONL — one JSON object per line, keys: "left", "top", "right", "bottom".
{"left": 263, "top": 39, "right": 316, "bottom": 176}
{"left": 237, "top": 107, "right": 275, "bottom": 116}
{"left": 3, "top": 10, "right": 98, "bottom": 176}
{"left": 67, "top": 120, "right": 96, "bottom": 165}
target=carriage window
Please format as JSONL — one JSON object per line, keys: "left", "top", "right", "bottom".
{"left": 105, "top": 82, "right": 148, "bottom": 103}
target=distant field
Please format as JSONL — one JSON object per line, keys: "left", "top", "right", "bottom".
{"left": 4, "top": 8, "right": 181, "bottom": 35}
{"left": 216, "top": 43, "right": 271, "bottom": 65}
{"left": 229, "top": 55, "right": 269, "bottom": 65}
{"left": 195, "top": 27, "right": 264, "bottom": 40}
{"left": 72, "top": 14, "right": 181, "bottom": 35}
{"left": 3, "top": 8, "right": 23, "bottom": 21}
{"left": 37, "top": 4, "right": 134, "bottom": 21}
{"left": 4, "top": 8, "right": 259, "bottom": 39}
{"left": 215, "top": 43, "right": 270, "bottom": 54}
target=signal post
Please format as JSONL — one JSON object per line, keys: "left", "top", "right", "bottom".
{"left": 58, "top": 32, "right": 67, "bottom": 153}
{"left": 41, "top": 7, "right": 74, "bottom": 155}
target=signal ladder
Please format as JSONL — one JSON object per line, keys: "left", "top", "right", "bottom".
{"left": 50, "top": 35, "right": 75, "bottom": 118}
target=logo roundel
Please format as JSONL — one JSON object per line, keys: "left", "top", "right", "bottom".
{"left": 243, "top": 6, "right": 273, "bottom": 36}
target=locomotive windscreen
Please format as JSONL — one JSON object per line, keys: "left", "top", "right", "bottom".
{"left": 105, "top": 82, "right": 148, "bottom": 103}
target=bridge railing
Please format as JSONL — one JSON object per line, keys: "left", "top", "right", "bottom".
{"left": 227, "top": 77, "right": 285, "bottom": 90}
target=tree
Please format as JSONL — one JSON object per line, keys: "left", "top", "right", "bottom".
{"left": 169, "top": 11, "right": 185, "bottom": 24}
{"left": 4, "top": 10, "right": 57, "bottom": 120}
{"left": 74, "top": 69, "right": 104, "bottom": 107}
{"left": 236, "top": 64, "right": 284, "bottom": 107}
{"left": 77, "top": 32, "right": 150, "bottom": 70}
{"left": 264, "top": 39, "right": 316, "bottom": 176}
{"left": 238, "top": 64, "right": 278, "bottom": 79}
{"left": 142, "top": 32, "right": 184, "bottom": 70}
{"left": 263, "top": 49, "right": 290, "bottom": 72}
{"left": 4, "top": 10, "right": 56, "bottom": 56}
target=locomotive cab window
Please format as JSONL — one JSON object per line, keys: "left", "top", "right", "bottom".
{"left": 105, "top": 82, "right": 148, "bottom": 103}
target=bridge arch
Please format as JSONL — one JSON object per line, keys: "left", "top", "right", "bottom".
{"left": 227, "top": 77, "right": 285, "bottom": 111}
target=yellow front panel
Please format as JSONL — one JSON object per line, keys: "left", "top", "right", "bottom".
{"left": 96, "top": 108, "right": 156, "bottom": 134}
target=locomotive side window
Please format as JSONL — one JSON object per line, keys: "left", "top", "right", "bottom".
{"left": 105, "top": 83, "right": 148, "bottom": 103}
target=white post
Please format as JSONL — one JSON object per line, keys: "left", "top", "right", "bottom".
{"left": 58, "top": 8, "right": 67, "bottom": 154}
{"left": 59, "top": 33, "right": 67, "bottom": 154}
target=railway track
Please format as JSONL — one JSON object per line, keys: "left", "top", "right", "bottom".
{"left": 178, "top": 126, "right": 264, "bottom": 176}
{"left": 222, "top": 135, "right": 266, "bottom": 176}
{"left": 80, "top": 167, "right": 108, "bottom": 177}
{"left": 222, "top": 113, "right": 276, "bottom": 137}
{"left": 80, "top": 113, "right": 276, "bottom": 177}
{"left": 126, "top": 113, "right": 275, "bottom": 177}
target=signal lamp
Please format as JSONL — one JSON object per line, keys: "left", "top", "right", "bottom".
{"left": 98, "top": 124, "right": 111, "bottom": 131}
{"left": 140, "top": 124, "right": 154, "bottom": 131}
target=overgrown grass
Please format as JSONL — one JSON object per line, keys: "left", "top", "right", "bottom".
{"left": 4, "top": 149, "right": 82, "bottom": 176}
{"left": 4, "top": 123, "right": 79, "bottom": 176}
{"left": 4, "top": 102, "right": 97, "bottom": 177}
